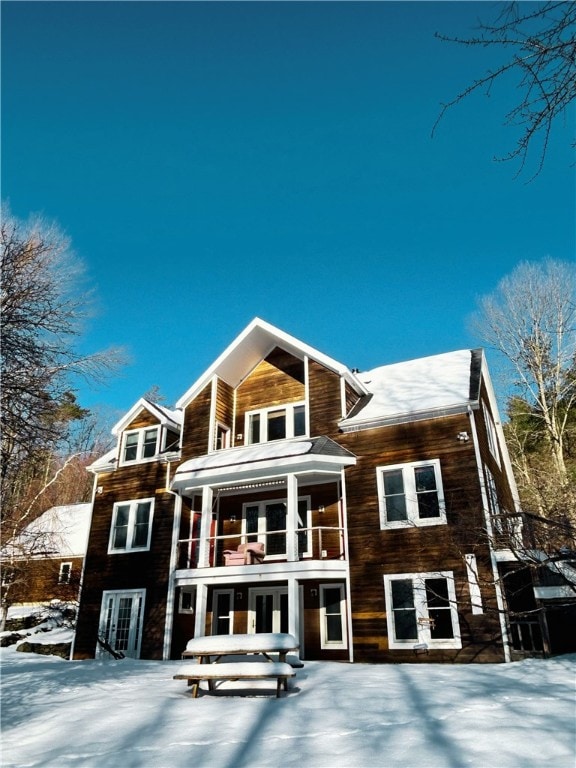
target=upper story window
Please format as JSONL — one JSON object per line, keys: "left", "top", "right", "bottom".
{"left": 482, "top": 402, "right": 501, "bottom": 466}
{"left": 109, "top": 499, "right": 154, "bottom": 553}
{"left": 121, "top": 427, "right": 159, "bottom": 465}
{"left": 245, "top": 402, "right": 306, "bottom": 444}
{"left": 377, "top": 459, "right": 446, "bottom": 529}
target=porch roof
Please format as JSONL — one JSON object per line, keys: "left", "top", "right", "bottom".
{"left": 171, "top": 436, "right": 356, "bottom": 490}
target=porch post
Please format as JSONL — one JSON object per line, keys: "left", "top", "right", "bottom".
{"left": 197, "top": 486, "right": 214, "bottom": 568}
{"left": 286, "top": 472, "right": 298, "bottom": 562}
{"left": 288, "top": 575, "right": 300, "bottom": 645}
{"left": 194, "top": 582, "right": 208, "bottom": 638}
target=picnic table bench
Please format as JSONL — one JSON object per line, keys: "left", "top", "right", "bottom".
{"left": 174, "top": 632, "right": 299, "bottom": 698}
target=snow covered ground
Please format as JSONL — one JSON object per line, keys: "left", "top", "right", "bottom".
{"left": 1, "top": 644, "right": 575, "bottom": 768}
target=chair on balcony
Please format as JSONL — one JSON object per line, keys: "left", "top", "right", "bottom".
{"left": 223, "top": 542, "right": 266, "bottom": 566}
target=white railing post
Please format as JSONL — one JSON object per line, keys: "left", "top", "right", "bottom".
{"left": 286, "top": 473, "right": 297, "bottom": 561}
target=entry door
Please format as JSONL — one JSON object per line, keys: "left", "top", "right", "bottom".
{"left": 249, "top": 588, "right": 288, "bottom": 634}
{"left": 98, "top": 590, "right": 145, "bottom": 658}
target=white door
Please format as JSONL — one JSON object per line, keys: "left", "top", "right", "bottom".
{"left": 248, "top": 588, "right": 288, "bottom": 634}
{"left": 98, "top": 590, "right": 145, "bottom": 658}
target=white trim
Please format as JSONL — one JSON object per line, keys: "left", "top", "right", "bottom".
{"left": 465, "top": 554, "right": 484, "bottom": 615}
{"left": 97, "top": 588, "right": 146, "bottom": 659}
{"left": 58, "top": 561, "right": 73, "bottom": 584}
{"left": 468, "top": 405, "right": 512, "bottom": 661}
{"left": 319, "top": 583, "right": 347, "bottom": 649}
{"left": 383, "top": 571, "right": 462, "bottom": 650}
{"left": 248, "top": 586, "right": 288, "bottom": 634}
{"left": 108, "top": 498, "right": 154, "bottom": 554}
{"left": 119, "top": 426, "right": 160, "bottom": 466}
{"left": 244, "top": 401, "right": 307, "bottom": 445}
{"left": 377, "top": 459, "right": 446, "bottom": 529}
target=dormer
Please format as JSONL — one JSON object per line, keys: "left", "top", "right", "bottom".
{"left": 112, "top": 398, "right": 182, "bottom": 467}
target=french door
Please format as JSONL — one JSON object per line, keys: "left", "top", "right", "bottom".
{"left": 248, "top": 588, "right": 288, "bottom": 634}
{"left": 98, "top": 589, "right": 145, "bottom": 658}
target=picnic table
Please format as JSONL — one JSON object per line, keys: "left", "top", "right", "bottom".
{"left": 174, "top": 632, "right": 299, "bottom": 698}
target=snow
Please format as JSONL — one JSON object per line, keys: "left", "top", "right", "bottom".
{"left": 343, "top": 350, "right": 474, "bottom": 427}
{"left": 6, "top": 503, "right": 92, "bottom": 558}
{"left": 2, "top": 647, "right": 574, "bottom": 768}
{"left": 185, "top": 632, "right": 298, "bottom": 653}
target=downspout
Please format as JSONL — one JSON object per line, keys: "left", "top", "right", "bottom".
{"left": 468, "top": 405, "right": 512, "bottom": 662}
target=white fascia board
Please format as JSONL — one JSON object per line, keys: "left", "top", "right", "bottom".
{"left": 339, "top": 403, "right": 471, "bottom": 432}
{"left": 176, "top": 317, "right": 368, "bottom": 409}
{"left": 112, "top": 398, "right": 182, "bottom": 436}
{"left": 172, "top": 454, "right": 355, "bottom": 491}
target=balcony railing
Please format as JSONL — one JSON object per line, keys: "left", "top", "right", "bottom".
{"left": 177, "top": 526, "right": 345, "bottom": 570}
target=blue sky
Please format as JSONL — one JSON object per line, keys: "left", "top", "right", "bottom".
{"left": 3, "top": 1, "right": 574, "bottom": 417}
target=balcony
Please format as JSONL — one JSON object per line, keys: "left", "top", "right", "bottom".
{"left": 177, "top": 526, "right": 346, "bottom": 571}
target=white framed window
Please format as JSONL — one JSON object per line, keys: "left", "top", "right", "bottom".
{"left": 212, "top": 589, "right": 234, "bottom": 635}
{"left": 215, "top": 423, "right": 231, "bottom": 451}
{"left": 179, "top": 587, "right": 196, "bottom": 614}
{"left": 320, "top": 584, "right": 347, "bottom": 649}
{"left": 120, "top": 427, "right": 160, "bottom": 465}
{"left": 97, "top": 589, "right": 145, "bottom": 659}
{"left": 58, "top": 562, "right": 72, "bottom": 584}
{"left": 384, "top": 572, "right": 461, "bottom": 650}
{"left": 377, "top": 459, "right": 446, "bottom": 529}
{"left": 108, "top": 498, "right": 154, "bottom": 553}
{"left": 243, "top": 496, "right": 311, "bottom": 558}
{"left": 482, "top": 402, "right": 501, "bottom": 465}
{"left": 245, "top": 402, "right": 306, "bottom": 444}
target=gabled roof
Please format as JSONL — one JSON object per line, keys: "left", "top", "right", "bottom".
{"left": 176, "top": 318, "right": 369, "bottom": 408}
{"left": 5, "top": 503, "right": 92, "bottom": 559}
{"left": 112, "top": 398, "right": 182, "bottom": 436}
{"left": 340, "top": 349, "right": 483, "bottom": 430}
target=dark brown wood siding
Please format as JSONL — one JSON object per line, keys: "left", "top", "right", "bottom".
{"left": 307, "top": 360, "right": 343, "bottom": 436}
{"left": 181, "top": 382, "right": 212, "bottom": 458}
{"left": 339, "top": 412, "right": 506, "bottom": 663}
{"left": 73, "top": 461, "right": 176, "bottom": 660}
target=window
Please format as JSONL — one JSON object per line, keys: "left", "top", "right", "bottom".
{"left": 179, "top": 587, "right": 196, "bottom": 614}
{"left": 377, "top": 460, "right": 446, "bottom": 528}
{"left": 384, "top": 572, "right": 461, "bottom": 649}
{"left": 109, "top": 499, "right": 154, "bottom": 553}
{"left": 243, "top": 497, "right": 311, "bottom": 558}
{"left": 245, "top": 403, "right": 306, "bottom": 444}
{"left": 212, "top": 590, "right": 234, "bottom": 635}
{"left": 215, "top": 423, "right": 231, "bottom": 451}
{"left": 320, "top": 584, "right": 347, "bottom": 649}
{"left": 482, "top": 402, "right": 500, "bottom": 465}
{"left": 58, "top": 562, "right": 72, "bottom": 584}
{"left": 485, "top": 465, "right": 522, "bottom": 545}
{"left": 121, "top": 427, "right": 159, "bottom": 464}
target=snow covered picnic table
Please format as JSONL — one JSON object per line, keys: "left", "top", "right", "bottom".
{"left": 175, "top": 632, "right": 300, "bottom": 698}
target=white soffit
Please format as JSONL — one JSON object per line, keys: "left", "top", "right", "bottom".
{"left": 176, "top": 318, "right": 367, "bottom": 408}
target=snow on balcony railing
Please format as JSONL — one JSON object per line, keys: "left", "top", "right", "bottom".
{"left": 177, "top": 527, "right": 345, "bottom": 570}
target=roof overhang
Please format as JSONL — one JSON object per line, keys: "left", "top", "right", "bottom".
{"left": 176, "top": 318, "right": 368, "bottom": 408}
{"left": 112, "top": 398, "right": 182, "bottom": 436}
{"left": 171, "top": 437, "right": 356, "bottom": 491}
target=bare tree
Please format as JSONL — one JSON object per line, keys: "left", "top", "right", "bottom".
{"left": 1, "top": 208, "right": 124, "bottom": 525}
{"left": 471, "top": 259, "right": 575, "bottom": 483}
{"left": 434, "top": 2, "right": 576, "bottom": 177}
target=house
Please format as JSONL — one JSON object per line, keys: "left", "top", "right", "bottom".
{"left": 73, "top": 318, "right": 548, "bottom": 663}
{"left": 2, "top": 503, "right": 92, "bottom": 608}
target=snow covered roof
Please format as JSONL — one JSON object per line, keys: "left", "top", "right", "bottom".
{"left": 7, "top": 503, "right": 92, "bottom": 559}
{"left": 340, "top": 349, "right": 481, "bottom": 430}
{"left": 112, "top": 398, "right": 182, "bottom": 436}
{"left": 172, "top": 437, "right": 356, "bottom": 489}
{"left": 176, "top": 318, "right": 368, "bottom": 408}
